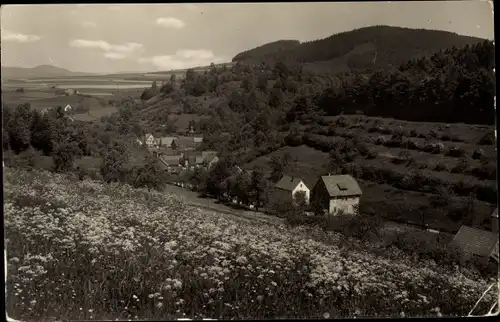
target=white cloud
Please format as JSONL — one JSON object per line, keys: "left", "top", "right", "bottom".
{"left": 69, "top": 39, "right": 143, "bottom": 53}
{"left": 138, "top": 49, "right": 225, "bottom": 71}
{"left": 156, "top": 17, "right": 186, "bottom": 29}
{"left": 81, "top": 21, "right": 97, "bottom": 28}
{"left": 104, "top": 52, "right": 127, "bottom": 60}
{"left": 1, "top": 29, "right": 41, "bottom": 43}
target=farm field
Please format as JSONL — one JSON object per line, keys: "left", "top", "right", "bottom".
{"left": 4, "top": 167, "right": 495, "bottom": 320}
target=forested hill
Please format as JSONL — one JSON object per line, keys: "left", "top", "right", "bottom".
{"left": 232, "top": 26, "right": 486, "bottom": 71}
{"left": 232, "top": 40, "right": 301, "bottom": 63}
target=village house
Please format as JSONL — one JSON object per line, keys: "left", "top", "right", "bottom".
{"left": 203, "top": 154, "right": 219, "bottom": 170}
{"left": 142, "top": 133, "right": 158, "bottom": 150}
{"left": 273, "top": 175, "right": 310, "bottom": 205}
{"left": 64, "top": 104, "right": 72, "bottom": 112}
{"left": 311, "top": 174, "right": 362, "bottom": 215}
{"left": 159, "top": 155, "right": 182, "bottom": 172}
{"left": 451, "top": 225, "right": 499, "bottom": 263}
{"left": 193, "top": 136, "right": 203, "bottom": 147}
{"left": 172, "top": 136, "right": 197, "bottom": 151}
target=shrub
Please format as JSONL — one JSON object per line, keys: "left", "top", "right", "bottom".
{"left": 428, "top": 129, "right": 438, "bottom": 138}
{"left": 324, "top": 214, "right": 383, "bottom": 240}
{"left": 446, "top": 146, "right": 466, "bottom": 157}
{"left": 434, "top": 161, "right": 448, "bottom": 172}
{"left": 472, "top": 148, "right": 484, "bottom": 160}
{"left": 409, "top": 129, "right": 418, "bottom": 137}
{"left": 375, "top": 136, "right": 387, "bottom": 145}
{"left": 478, "top": 131, "right": 495, "bottom": 145}
{"left": 451, "top": 158, "right": 470, "bottom": 174}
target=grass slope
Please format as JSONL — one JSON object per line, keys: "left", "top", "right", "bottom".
{"left": 4, "top": 168, "right": 496, "bottom": 320}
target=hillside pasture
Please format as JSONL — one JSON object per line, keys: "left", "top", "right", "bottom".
{"left": 4, "top": 167, "right": 495, "bottom": 320}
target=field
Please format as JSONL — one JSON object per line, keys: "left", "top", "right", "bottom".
{"left": 4, "top": 167, "right": 496, "bottom": 320}
{"left": 245, "top": 114, "right": 497, "bottom": 233}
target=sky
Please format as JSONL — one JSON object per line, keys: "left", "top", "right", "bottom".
{"left": 0, "top": 2, "right": 495, "bottom": 74}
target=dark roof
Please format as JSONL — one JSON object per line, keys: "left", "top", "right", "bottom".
{"left": 452, "top": 225, "right": 498, "bottom": 257}
{"left": 160, "top": 155, "right": 181, "bottom": 166}
{"left": 275, "top": 175, "right": 306, "bottom": 192}
{"left": 319, "top": 175, "right": 362, "bottom": 197}
{"left": 173, "top": 137, "right": 195, "bottom": 148}
{"left": 492, "top": 208, "right": 498, "bottom": 218}
{"left": 205, "top": 154, "right": 218, "bottom": 163}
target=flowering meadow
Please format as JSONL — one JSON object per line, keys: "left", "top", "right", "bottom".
{"left": 4, "top": 168, "right": 497, "bottom": 320}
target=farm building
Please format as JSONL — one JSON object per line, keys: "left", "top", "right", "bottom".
{"left": 142, "top": 133, "right": 158, "bottom": 150}
{"left": 451, "top": 225, "right": 499, "bottom": 263}
{"left": 64, "top": 104, "right": 72, "bottom": 112}
{"left": 311, "top": 174, "right": 362, "bottom": 215}
{"left": 273, "top": 175, "right": 310, "bottom": 205}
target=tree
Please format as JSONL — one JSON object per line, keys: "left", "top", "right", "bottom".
{"left": 269, "top": 153, "right": 291, "bottom": 182}
{"left": 132, "top": 154, "right": 167, "bottom": 192}
{"left": 52, "top": 142, "right": 79, "bottom": 172}
{"left": 100, "top": 141, "right": 129, "bottom": 183}
{"left": 249, "top": 167, "right": 269, "bottom": 210}
{"left": 151, "top": 80, "right": 158, "bottom": 91}
{"left": 5, "top": 103, "right": 33, "bottom": 153}
{"left": 170, "top": 73, "right": 177, "bottom": 85}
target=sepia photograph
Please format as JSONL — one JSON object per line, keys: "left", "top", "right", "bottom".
{"left": 1, "top": 1, "right": 498, "bottom": 320}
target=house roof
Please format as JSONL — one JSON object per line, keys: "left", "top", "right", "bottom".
{"left": 320, "top": 174, "right": 362, "bottom": 197}
{"left": 195, "top": 156, "right": 205, "bottom": 164}
{"left": 452, "top": 225, "right": 498, "bottom": 257}
{"left": 205, "top": 154, "right": 218, "bottom": 163}
{"left": 202, "top": 150, "right": 218, "bottom": 159}
{"left": 194, "top": 137, "right": 203, "bottom": 143}
{"left": 160, "top": 155, "right": 181, "bottom": 166}
{"left": 184, "top": 150, "right": 203, "bottom": 159}
{"left": 173, "top": 136, "right": 195, "bottom": 148}
{"left": 275, "top": 175, "right": 305, "bottom": 192}
{"left": 492, "top": 208, "right": 498, "bottom": 218}
{"left": 160, "top": 136, "right": 177, "bottom": 147}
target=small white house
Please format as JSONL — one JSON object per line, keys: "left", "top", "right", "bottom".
{"left": 64, "top": 104, "right": 72, "bottom": 112}
{"left": 273, "top": 175, "right": 310, "bottom": 205}
{"left": 144, "top": 133, "right": 157, "bottom": 149}
{"left": 311, "top": 174, "right": 362, "bottom": 215}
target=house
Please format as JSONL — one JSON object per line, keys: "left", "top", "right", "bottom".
{"left": 273, "top": 175, "right": 310, "bottom": 205}
{"left": 136, "top": 138, "right": 144, "bottom": 146}
{"left": 182, "top": 151, "right": 203, "bottom": 168}
{"left": 172, "top": 136, "right": 196, "bottom": 150}
{"left": 193, "top": 136, "right": 203, "bottom": 146}
{"left": 311, "top": 174, "right": 362, "bottom": 215}
{"left": 492, "top": 208, "right": 498, "bottom": 234}
{"left": 65, "top": 89, "right": 78, "bottom": 96}
{"left": 64, "top": 104, "right": 72, "bottom": 112}
{"left": 451, "top": 225, "right": 499, "bottom": 263}
{"left": 159, "top": 136, "right": 178, "bottom": 148}
{"left": 204, "top": 154, "right": 219, "bottom": 170}
{"left": 159, "top": 155, "right": 182, "bottom": 171}
{"left": 201, "top": 150, "right": 218, "bottom": 160}
{"left": 144, "top": 133, "right": 158, "bottom": 150}
{"left": 40, "top": 108, "right": 50, "bottom": 115}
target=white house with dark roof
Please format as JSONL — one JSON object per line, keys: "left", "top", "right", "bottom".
{"left": 273, "top": 175, "right": 310, "bottom": 204}
{"left": 311, "top": 174, "right": 362, "bottom": 215}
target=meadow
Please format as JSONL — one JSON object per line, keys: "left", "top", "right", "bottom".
{"left": 4, "top": 167, "right": 497, "bottom": 320}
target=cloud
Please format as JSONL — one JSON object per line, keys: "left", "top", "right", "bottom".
{"left": 1, "top": 29, "right": 41, "bottom": 43}
{"left": 156, "top": 17, "right": 186, "bottom": 29}
{"left": 104, "top": 52, "right": 127, "bottom": 60}
{"left": 81, "top": 21, "right": 97, "bottom": 28}
{"left": 138, "top": 49, "right": 225, "bottom": 70}
{"left": 70, "top": 39, "right": 143, "bottom": 53}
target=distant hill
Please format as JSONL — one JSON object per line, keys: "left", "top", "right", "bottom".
{"left": 232, "top": 26, "right": 486, "bottom": 72}
{"left": 1, "top": 65, "right": 94, "bottom": 80}
{"left": 232, "top": 40, "right": 301, "bottom": 63}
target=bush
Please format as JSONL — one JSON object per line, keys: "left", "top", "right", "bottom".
{"left": 323, "top": 214, "right": 383, "bottom": 240}
{"left": 472, "top": 148, "right": 484, "bottom": 160}
{"left": 478, "top": 131, "right": 495, "bottom": 145}
{"left": 375, "top": 136, "right": 387, "bottom": 145}
{"left": 446, "top": 146, "right": 466, "bottom": 157}
{"left": 428, "top": 129, "right": 438, "bottom": 138}
{"left": 409, "top": 129, "right": 418, "bottom": 137}
{"left": 434, "top": 161, "right": 448, "bottom": 172}
{"left": 451, "top": 158, "right": 470, "bottom": 174}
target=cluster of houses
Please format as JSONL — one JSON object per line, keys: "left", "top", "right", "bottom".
{"left": 137, "top": 133, "right": 219, "bottom": 173}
